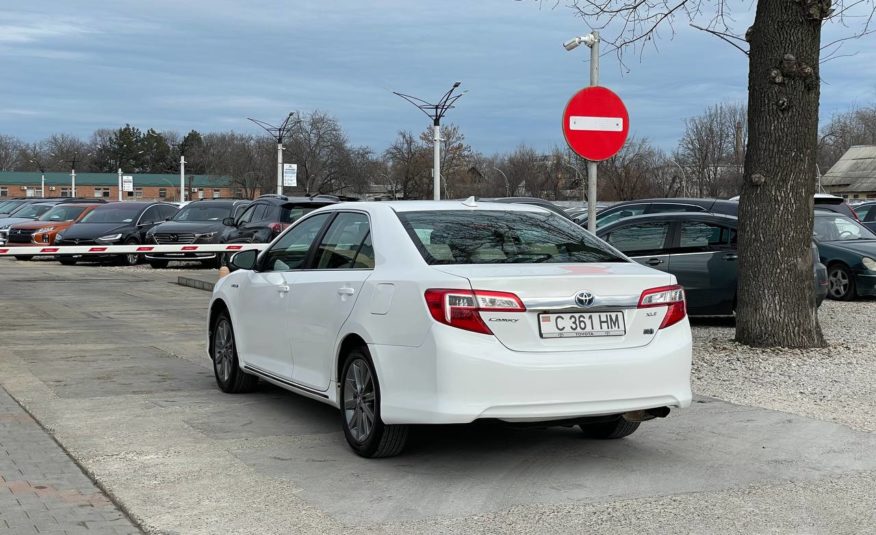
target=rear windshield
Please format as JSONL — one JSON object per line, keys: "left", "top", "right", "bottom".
{"left": 80, "top": 206, "right": 141, "bottom": 224}
{"left": 173, "top": 204, "right": 231, "bottom": 221}
{"left": 38, "top": 205, "right": 88, "bottom": 222}
{"left": 397, "top": 210, "right": 625, "bottom": 265}
{"left": 280, "top": 205, "right": 319, "bottom": 224}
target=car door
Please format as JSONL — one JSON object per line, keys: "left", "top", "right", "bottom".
{"left": 603, "top": 220, "right": 673, "bottom": 272}
{"left": 237, "top": 204, "right": 268, "bottom": 242}
{"left": 667, "top": 220, "right": 737, "bottom": 315}
{"left": 235, "top": 213, "right": 333, "bottom": 379}
{"left": 287, "top": 211, "right": 374, "bottom": 391}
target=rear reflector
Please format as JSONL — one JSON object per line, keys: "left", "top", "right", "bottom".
{"left": 425, "top": 289, "right": 525, "bottom": 335}
{"left": 638, "top": 285, "right": 686, "bottom": 329}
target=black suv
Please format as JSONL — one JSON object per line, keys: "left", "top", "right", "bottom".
{"left": 144, "top": 199, "right": 252, "bottom": 268}
{"left": 221, "top": 194, "right": 341, "bottom": 244}
{"left": 55, "top": 202, "right": 179, "bottom": 266}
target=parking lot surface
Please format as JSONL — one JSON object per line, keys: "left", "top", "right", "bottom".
{"left": 0, "top": 258, "right": 874, "bottom": 534}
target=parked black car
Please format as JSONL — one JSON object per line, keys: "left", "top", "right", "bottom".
{"left": 55, "top": 202, "right": 179, "bottom": 266}
{"left": 144, "top": 199, "right": 251, "bottom": 268}
{"left": 0, "top": 198, "right": 52, "bottom": 217}
{"left": 221, "top": 195, "right": 340, "bottom": 245}
{"left": 597, "top": 212, "right": 828, "bottom": 316}
{"left": 812, "top": 212, "right": 876, "bottom": 300}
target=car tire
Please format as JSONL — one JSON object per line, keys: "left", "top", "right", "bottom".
{"left": 149, "top": 260, "right": 169, "bottom": 269}
{"left": 117, "top": 239, "right": 140, "bottom": 266}
{"left": 827, "top": 264, "right": 856, "bottom": 301}
{"left": 205, "top": 255, "right": 223, "bottom": 269}
{"left": 58, "top": 256, "right": 77, "bottom": 266}
{"left": 211, "top": 312, "right": 259, "bottom": 393}
{"left": 340, "top": 347, "right": 408, "bottom": 458}
{"left": 578, "top": 417, "right": 640, "bottom": 439}
{"left": 14, "top": 256, "right": 33, "bottom": 261}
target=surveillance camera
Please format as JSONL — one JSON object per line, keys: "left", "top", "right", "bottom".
{"left": 563, "top": 37, "right": 581, "bottom": 51}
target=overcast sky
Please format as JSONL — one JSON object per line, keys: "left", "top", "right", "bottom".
{"left": 2, "top": 1, "right": 874, "bottom": 154}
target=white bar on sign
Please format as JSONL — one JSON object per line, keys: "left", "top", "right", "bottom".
{"left": 569, "top": 116, "right": 624, "bottom": 132}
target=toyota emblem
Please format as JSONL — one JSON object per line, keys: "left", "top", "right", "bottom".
{"left": 574, "top": 290, "right": 595, "bottom": 307}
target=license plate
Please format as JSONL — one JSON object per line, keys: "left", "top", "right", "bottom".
{"left": 539, "top": 312, "right": 626, "bottom": 338}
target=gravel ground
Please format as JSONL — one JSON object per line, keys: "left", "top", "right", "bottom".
{"left": 691, "top": 299, "right": 876, "bottom": 433}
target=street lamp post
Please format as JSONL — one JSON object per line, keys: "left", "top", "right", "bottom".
{"left": 563, "top": 32, "right": 600, "bottom": 232}
{"left": 248, "top": 113, "right": 300, "bottom": 196}
{"left": 394, "top": 82, "right": 466, "bottom": 200}
{"left": 493, "top": 167, "right": 511, "bottom": 196}
{"left": 28, "top": 159, "right": 46, "bottom": 197}
{"left": 669, "top": 159, "right": 688, "bottom": 197}
{"left": 59, "top": 153, "right": 91, "bottom": 198}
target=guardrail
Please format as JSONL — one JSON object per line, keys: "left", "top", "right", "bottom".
{"left": 0, "top": 243, "right": 270, "bottom": 256}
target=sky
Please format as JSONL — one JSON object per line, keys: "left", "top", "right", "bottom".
{"left": 1, "top": 0, "right": 874, "bottom": 155}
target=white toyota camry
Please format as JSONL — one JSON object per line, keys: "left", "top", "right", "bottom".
{"left": 208, "top": 200, "right": 692, "bottom": 457}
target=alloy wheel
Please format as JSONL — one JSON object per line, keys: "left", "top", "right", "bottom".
{"left": 213, "top": 318, "right": 234, "bottom": 383}
{"left": 343, "top": 358, "right": 376, "bottom": 443}
{"left": 828, "top": 269, "right": 849, "bottom": 298}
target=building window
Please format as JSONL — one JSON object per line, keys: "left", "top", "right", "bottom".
{"left": 853, "top": 194, "right": 860, "bottom": 199}
{"left": 25, "top": 188, "right": 38, "bottom": 198}
{"left": 0, "top": 187, "right": 7, "bottom": 197}
{"left": 159, "top": 188, "right": 167, "bottom": 199}
{"left": 134, "top": 187, "right": 143, "bottom": 199}
{"left": 213, "top": 189, "right": 221, "bottom": 199}
{"left": 60, "top": 187, "right": 72, "bottom": 198}
{"left": 198, "top": 190, "right": 205, "bottom": 199}
{"left": 94, "top": 187, "right": 111, "bottom": 198}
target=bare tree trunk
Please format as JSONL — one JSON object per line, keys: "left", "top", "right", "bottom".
{"left": 736, "top": 0, "right": 826, "bottom": 347}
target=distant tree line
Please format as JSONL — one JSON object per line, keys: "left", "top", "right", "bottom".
{"left": 0, "top": 104, "right": 872, "bottom": 201}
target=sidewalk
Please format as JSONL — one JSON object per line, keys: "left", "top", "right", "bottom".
{"left": 0, "top": 387, "right": 141, "bottom": 535}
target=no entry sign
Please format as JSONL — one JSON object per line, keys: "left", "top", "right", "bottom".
{"left": 562, "top": 86, "right": 630, "bottom": 161}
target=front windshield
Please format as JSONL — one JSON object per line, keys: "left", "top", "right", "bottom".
{"left": 80, "top": 206, "right": 141, "bottom": 224}
{"left": 38, "top": 205, "right": 88, "bottom": 222}
{"left": 173, "top": 204, "right": 231, "bottom": 221}
{"left": 813, "top": 214, "right": 876, "bottom": 241}
{"left": 10, "top": 204, "right": 53, "bottom": 219}
{"left": 398, "top": 210, "right": 625, "bottom": 265}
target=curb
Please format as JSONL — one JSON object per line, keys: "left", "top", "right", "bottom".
{"left": 177, "top": 276, "right": 214, "bottom": 292}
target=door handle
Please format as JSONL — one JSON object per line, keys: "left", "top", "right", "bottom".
{"left": 723, "top": 253, "right": 738, "bottom": 261}
{"left": 646, "top": 258, "right": 663, "bottom": 266}
{"left": 337, "top": 287, "right": 356, "bottom": 296}
{"left": 276, "top": 284, "right": 290, "bottom": 294}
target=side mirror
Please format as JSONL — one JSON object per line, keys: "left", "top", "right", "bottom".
{"left": 222, "top": 217, "right": 236, "bottom": 227}
{"left": 229, "top": 249, "right": 257, "bottom": 271}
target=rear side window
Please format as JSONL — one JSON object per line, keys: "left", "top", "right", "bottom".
{"left": 280, "top": 205, "right": 319, "bottom": 224}
{"left": 606, "top": 222, "right": 670, "bottom": 255}
{"left": 250, "top": 205, "right": 269, "bottom": 222}
{"left": 595, "top": 204, "right": 646, "bottom": 228}
{"left": 314, "top": 212, "right": 372, "bottom": 269}
{"left": 676, "top": 222, "right": 736, "bottom": 253}
{"left": 397, "top": 210, "right": 623, "bottom": 265}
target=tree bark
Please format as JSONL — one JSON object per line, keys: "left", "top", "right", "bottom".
{"left": 736, "top": 0, "right": 827, "bottom": 347}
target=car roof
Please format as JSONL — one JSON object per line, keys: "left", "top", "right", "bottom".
{"left": 343, "top": 200, "right": 556, "bottom": 214}
{"left": 596, "top": 211, "right": 739, "bottom": 233}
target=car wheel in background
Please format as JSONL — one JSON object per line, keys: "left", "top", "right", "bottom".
{"left": 827, "top": 264, "right": 856, "bottom": 301}
{"left": 578, "top": 417, "right": 640, "bottom": 439}
{"left": 14, "top": 256, "right": 33, "bottom": 261}
{"left": 58, "top": 256, "right": 77, "bottom": 266}
{"left": 340, "top": 347, "right": 408, "bottom": 458}
{"left": 148, "top": 260, "right": 169, "bottom": 269}
{"left": 118, "top": 239, "right": 140, "bottom": 266}
{"left": 211, "top": 312, "right": 258, "bottom": 393}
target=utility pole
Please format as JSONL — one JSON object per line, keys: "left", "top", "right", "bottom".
{"left": 248, "top": 112, "right": 300, "bottom": 196}
{"left": 180, "top": 155, "right": 186, "bottom": 203}
{"left": 394, "top": 82, "right": 465, "bottom": 200}
{"left": 118, "top": 168, "right": 123, "bottom": 201}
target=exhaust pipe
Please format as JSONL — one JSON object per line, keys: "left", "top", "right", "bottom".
{"left": 622, "top": 407, "right": 671, "bottom": 422}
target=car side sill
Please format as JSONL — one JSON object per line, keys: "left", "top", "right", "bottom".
{"left": 243, "top": 364, "right": 329, "bottom": 399}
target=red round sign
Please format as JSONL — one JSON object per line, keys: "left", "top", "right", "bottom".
{"left": 562, "top": 86, "right": 630, "bottom": 161}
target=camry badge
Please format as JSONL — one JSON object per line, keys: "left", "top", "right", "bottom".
{"left": 574, "top": 290, "right": 595, "bottom": 307}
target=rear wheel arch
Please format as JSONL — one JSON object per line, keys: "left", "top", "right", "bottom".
{"left": 336, "top": 333, "right": 368, "bottom": 386}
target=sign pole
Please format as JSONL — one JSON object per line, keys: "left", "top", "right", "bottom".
{"left": 587, "top": 31, "right": 599, "bottom": 234}
{"left": 179, "top": 155, "right": 186, "bottom": 203}
{"left": 118, "top": 168, "right": 123, "bottom": 201}
{"left": 433, "top": 120, "right": 441, "bottom": 200}
{"left": 277, "top": 143, "right": 284, "bottom": 196}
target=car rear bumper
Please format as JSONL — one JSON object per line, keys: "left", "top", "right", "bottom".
{"left": 371, "top": 321, "right": 692, "bottom": 425}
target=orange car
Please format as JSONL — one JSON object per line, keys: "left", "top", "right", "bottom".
{"left": 6, "top": 203, "right": 103, "bottom": 260}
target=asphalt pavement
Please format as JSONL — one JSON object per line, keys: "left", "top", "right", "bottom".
{"left": 0, "top": 257, "right": 873, "bottom": 534}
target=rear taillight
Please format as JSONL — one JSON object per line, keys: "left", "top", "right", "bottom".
{"left": 638, "top": 285, "right": 686, "bottom": 329}
{"left": 268, "top": 222, "right": 284, "bottom": 236}
{"left": 424, "top": 289, "right": 526, "bottom": 335}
